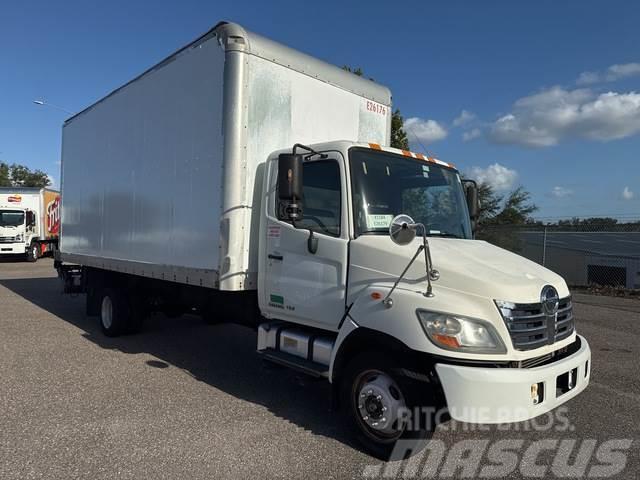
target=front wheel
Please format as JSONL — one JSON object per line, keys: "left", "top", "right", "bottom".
{"left": 341, "top": 352, "right": 435, "bottom": 459}
{"left": 26, "top": 243, "right": 39, "bottom": 262}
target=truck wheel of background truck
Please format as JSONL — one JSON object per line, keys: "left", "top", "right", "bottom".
{"left": 341, "top": 352, "right": 433, "bottom": 460}
{"left": 99, "top": 288, "right": 130, "bottom": 337}
{"left": 26, "top": 242, "right": 39, "bottom": 262}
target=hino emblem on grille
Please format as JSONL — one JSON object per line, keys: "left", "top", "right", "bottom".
{"left": 541, "top": 285, "right": 559, "bottom": 344}
{"left": 541, "top": 285, "right": 559, "bottom": 315}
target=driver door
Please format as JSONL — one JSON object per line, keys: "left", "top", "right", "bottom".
{"left": 261, "top": 153, "right": 349, "bottom": 331}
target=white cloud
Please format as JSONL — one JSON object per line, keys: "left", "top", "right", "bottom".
{"left": 622, "top": 186, "right": 634, "bottom": 200}
{"left": 488, "top": 86, "right": 640, "bottom": 147}
{"left": 576, "top": 71, "right": 601, "bottom": 86}
{"left": 607, "top": 63, "right": 640, "bottom": 81}
{"left": 453, "top": 110, "right": 476, "bottom": 127}
{"left": 405, "top": 117, "right": 448, "bottom": 144}
{"left": 467, "top": 163, "right": 518, "bottom": 191}
{"left": 551, "top": 186, "right": 573, "bottom": 198}
{"left": 462, "top": 128, "right": 481, "bottom": 142}
{"left": 47, "top": 174, "right": 57, "bottom": 188}
{"left": 576, "top": 62, "right": 640, "bottom": 85}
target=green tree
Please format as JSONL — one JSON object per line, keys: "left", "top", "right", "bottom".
{"left": 475, "top": 183, "right": 537, "bottom": 225}
{"left": 568, "top": 217, "right": 618, "bottom": 227}
{"left": 474, "top": 183, "right": 538, "bottom": 253}
{"left": 390, "top": 109, "right": 409, "bottom": 150}
{"left": 0, "top": 163, "right": 10, "bottom": 187}
{"left": 492, "top": 186, "right": 538, "bottom": 225}
{"left": 342, "top": 66, "right": 409, "bottom": 150}
{"left": 0, "top": 162, "right": 51, "bottom": 188}
{"left": 477, "top": 182, "right": 503, "bottom": 224}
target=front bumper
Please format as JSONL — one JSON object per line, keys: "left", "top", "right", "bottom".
{"left": 435, "top": 335, "right": 591, "bottom": 423}
{"left": 0, "top": 242, "right": 27, "bottom": 254}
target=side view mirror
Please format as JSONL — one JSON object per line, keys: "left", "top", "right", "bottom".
{"left": 278, "top": 153, "right": 304, "bottom": 221}
{"left": 389, "top": 214, "right": 417, "bottom": 246}
{"left": 26, "top": 210, "right": 36, "bottom": 227}
{"left": 462, "top": 180, "right": 479, "bottom": 226}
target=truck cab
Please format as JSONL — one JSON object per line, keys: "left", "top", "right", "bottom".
{"left": 0, "top": 206, "right": 39, "bottom": 260}
{"left": 256, "top": 140, "right": 590, "bottom": 456}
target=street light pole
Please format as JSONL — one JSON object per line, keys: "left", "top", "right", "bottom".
{"left": 33, "top": 100, "right": 73, "bottom": 115}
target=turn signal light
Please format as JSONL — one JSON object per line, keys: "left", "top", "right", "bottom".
{"left": 432, "top": 334, "right": 461, "bottom": 349}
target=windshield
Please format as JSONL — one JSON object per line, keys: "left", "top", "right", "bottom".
{"left": 349, "top": 148, "right": 472, "bottom": 239}
{"left": 0, "top": 210, "right": 25, "bottom": 227}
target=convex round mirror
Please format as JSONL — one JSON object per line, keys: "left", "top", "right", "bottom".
{"left": 389, "top": 214, "right": 416, "bottom": 246}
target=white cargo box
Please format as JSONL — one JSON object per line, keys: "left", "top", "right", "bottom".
{"left": 60, "top": 21, "right": 391, "bottom": 291}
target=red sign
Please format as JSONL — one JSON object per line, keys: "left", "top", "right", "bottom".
{"left": 8, "top": 195, "right": 22, "bottom": 203}
{"left": 46, "top": 197, "right": 61, "bottom": 235}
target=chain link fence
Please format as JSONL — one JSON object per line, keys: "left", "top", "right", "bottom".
{"left": 476, "top": 221, "right": 640, "bottom": 290}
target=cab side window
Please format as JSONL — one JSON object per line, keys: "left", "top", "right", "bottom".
{"left": 277, "top": 160, "right": 341, "bottom": 237}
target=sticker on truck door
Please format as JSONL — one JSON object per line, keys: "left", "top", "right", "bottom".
{"left": 268, "top": 225, "right": 281, "bottom": 247}
{"left": 366, "top": 214, "right": 393, "bottom": 229}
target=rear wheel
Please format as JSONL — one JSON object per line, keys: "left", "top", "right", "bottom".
{"left": 26, "top": 243, "right": 39, "bottom": 262}
{"left": 99, "top": 288, "right": 130, "bottom": 337}
{"left": 341, "top": 352, "right": 434, "bottom": 460}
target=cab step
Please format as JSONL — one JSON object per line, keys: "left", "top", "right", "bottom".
{"left": 258, "top": 348, "right": 329, "bottom": 378}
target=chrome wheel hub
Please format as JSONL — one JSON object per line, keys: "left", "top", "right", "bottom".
{"left": 356, "top": 371, "right": 406, "bottom": 436}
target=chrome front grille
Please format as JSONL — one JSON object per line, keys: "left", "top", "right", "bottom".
{"left": 496, "top": 297, "right": 574, "bottom": 351}
{"left": 0, "top": 236, "right": 17, "bottom": 243}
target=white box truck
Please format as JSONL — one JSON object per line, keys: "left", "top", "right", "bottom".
{"left": 56, "top": 21, "right": 590, "bottom": 457}
{"left": 0, "top": 187, "right": 60, "bottom": 261}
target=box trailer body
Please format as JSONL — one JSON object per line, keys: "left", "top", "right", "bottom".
{"left": 0, "top": 187, "right": 60, "bottom": 260}
{"left": 57, "top": 22, "right": 590, "bottom": 459}
{"left": 60, "top": 22, "right": 390, "bottom": 291}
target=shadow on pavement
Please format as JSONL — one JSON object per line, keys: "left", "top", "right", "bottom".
{"left": 0, "top": 255, "right": 27, "bottom": 263}
{"left": 0, "top": 274, "right": 362, "bottom": 453}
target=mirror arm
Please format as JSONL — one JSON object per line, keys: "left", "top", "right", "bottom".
{"left": 416, "top": 223, "right": 435, "bottom": 298}
{"left": 293, "top": 143, "right": 328, "bottom": 160}
{"left": 307, "top": 230, "right": 318, "bottom": 254}
{"left": 382, "top": 244, "right": 425, "bottom": 308}
{"left": 292, "top": 218, "right": 318, "bottom": 254}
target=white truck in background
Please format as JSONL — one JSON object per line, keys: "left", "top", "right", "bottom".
{"left": 0, "top": 187, "right": 60, "bottom": 261}
{"left": 55, "top": 21, "right": 590, "bottom": 458}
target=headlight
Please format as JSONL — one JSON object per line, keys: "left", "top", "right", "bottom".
{"left": 15, "top": 234, "right": 23, "bottom": 242}
{"left": 417, "top": 310, "right": 507, "bottom": 354}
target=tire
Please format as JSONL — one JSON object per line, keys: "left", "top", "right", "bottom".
{"left": 341, "top": 352, "right": 435, "bottom": 460}
{"left": 26, "top": 243, "right": 39, "bottom": 262}
{"left": 99, "top": 288, "right": 130, "bottom": 337}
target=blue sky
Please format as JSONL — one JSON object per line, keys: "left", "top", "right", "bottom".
{"left": 1, "top": 0, "right": 639, "bottom": 219}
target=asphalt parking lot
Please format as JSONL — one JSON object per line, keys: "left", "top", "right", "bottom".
{"left": 1, "top": 259, "right": 639, "bottom": 479}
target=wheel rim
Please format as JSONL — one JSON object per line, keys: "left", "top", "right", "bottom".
{"left": 101, "top": 296, "right": 113, "bottom": 329}
{"left": 353, "top": 369, "right": 407, "bottom": 440}
{"left": 32, "top": 246, "right": 38, "bottom": 258}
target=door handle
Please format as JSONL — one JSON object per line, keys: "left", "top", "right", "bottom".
{"left": 268, "top": 254, "right": 283, "bottom": 261}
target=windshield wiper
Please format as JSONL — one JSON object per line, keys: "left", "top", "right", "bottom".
{"left": 427, "top": 232, "right": 461, "bottom": 238}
